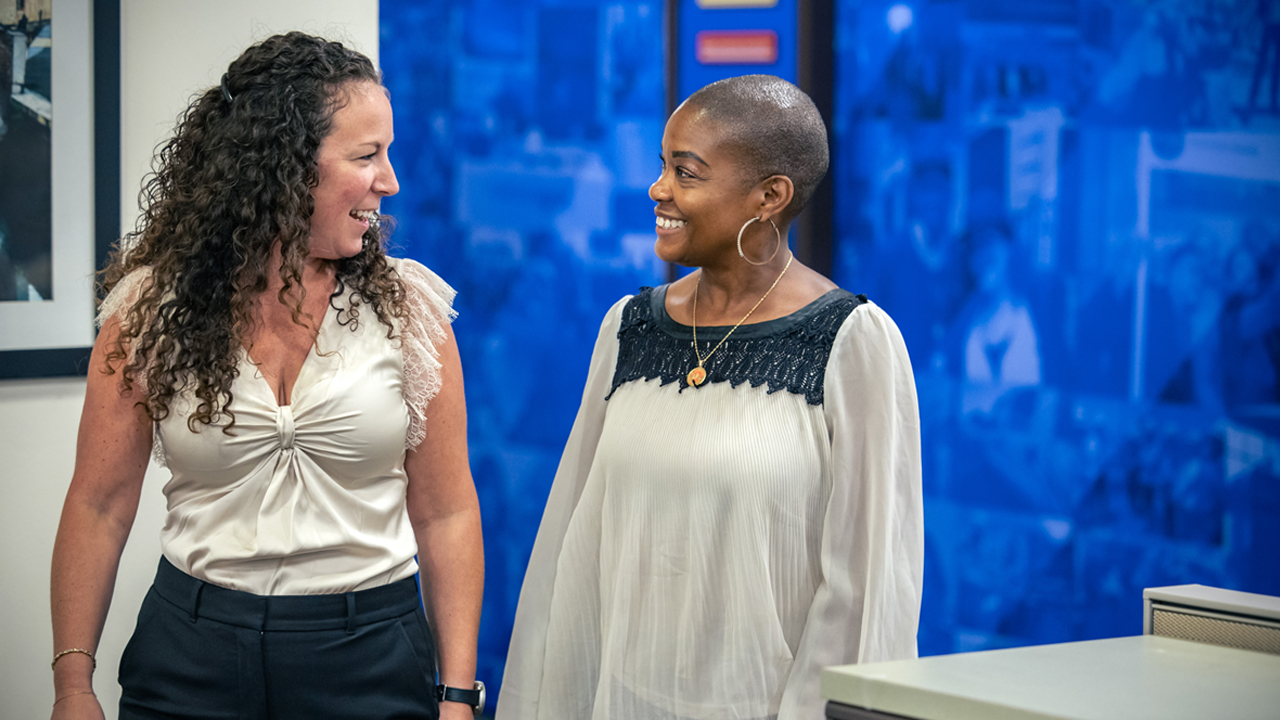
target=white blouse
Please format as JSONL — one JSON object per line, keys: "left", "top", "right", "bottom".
{"left": 98, "top": 258, "right": 456, "bottom": 595}
{"left": 499, "top": 289, "right": 923, "bottom": 720}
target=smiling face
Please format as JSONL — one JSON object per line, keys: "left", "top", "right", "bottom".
{"left": 309, "top": 82, "right": 399, "bottom": 261}
{"left": 648, "top": 103, "right": 758, "bottom": 267}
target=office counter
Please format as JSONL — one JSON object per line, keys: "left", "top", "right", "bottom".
{"left": 821, "top": 635, "right": 1280, "bottom": 720}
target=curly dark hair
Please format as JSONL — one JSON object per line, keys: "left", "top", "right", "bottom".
{"left": 683, "top": 75, "right": 829, "bottom": 224}
{"left": 100, "top": 32, "right": 410, "bottom": 431}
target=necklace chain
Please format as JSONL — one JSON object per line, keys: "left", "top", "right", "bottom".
{"left": 688, "top": 252, "right": 793, "bottom": 386}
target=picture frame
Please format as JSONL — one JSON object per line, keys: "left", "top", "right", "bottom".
{"left": 0, "top": 0, "right": 119, "bottom": 379}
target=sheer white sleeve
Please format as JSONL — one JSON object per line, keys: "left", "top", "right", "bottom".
{"left": 393, "top": 257, "right": 458, "bottom": 450}
{"left": 496, "top": 296, "right": 628, "bottom": 720}
{"left": 778, "top": 301, "right": 924, "bottom": 719}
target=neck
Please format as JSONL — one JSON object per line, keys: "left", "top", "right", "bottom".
{"left": 259, "top": 243, "right": 338, "bottom": 308}
{"left": 694, "top": 250, "right": 794, "bottom": 314}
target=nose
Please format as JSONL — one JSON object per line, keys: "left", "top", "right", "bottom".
{"left": 649, "top": 170, "right": 671, "bottom": 202}
{"left": 376, "top": 157, "right": 399, "bottom": 197}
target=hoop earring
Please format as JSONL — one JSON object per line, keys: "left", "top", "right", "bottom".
{"left": 737, "top": 217, "right": 782, "bottom": 266}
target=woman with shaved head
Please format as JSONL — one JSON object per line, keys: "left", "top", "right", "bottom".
{"left": 499, "top": 75, "right": 923, "bottom": 720}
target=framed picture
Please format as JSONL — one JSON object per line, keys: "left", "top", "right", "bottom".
{"left": 0, "top": 0, "right": 118, "bottom": 379}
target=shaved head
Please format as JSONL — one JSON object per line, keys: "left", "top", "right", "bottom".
{"left": 681, "top": 75, "right": 829, "bottom": 223}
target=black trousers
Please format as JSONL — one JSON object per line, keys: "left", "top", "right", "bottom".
{"left": 118, "top": 557, "right": 439, "bottom": 720}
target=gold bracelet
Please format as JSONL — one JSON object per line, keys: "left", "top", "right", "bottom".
{"left": 51, "top": 648, "right": 96, "bottom": 670}
{"left": 53, "top": 690, "right": 96, "bottom": 706}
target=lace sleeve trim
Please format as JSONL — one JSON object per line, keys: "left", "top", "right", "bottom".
{"left": 97, "top": 266, "right": 154, "bottom": 331}
{"left": 393, "top": 258, "right": 459, "bottom": 450}
{"left": 96, "top": 266, "right": 157, "bottom": 392}
{"left": 97, "top": 267, "right": 167, "bottom": 465}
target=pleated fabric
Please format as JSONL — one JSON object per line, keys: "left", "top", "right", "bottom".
{"left": 500, "top": 293, "right": 924, "bottom": 720}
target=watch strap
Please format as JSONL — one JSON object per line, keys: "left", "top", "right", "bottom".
{"left": 436, "top": 683, "right": 483, "bottom": 713}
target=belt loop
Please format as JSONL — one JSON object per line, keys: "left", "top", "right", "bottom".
{"left": 345, "top": 593, "right": 357, "bottom": 635}
{"left": 189, "top": 582, "right": 205, "bottom": 623}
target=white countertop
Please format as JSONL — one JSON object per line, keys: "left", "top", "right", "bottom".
{"left": 1145, "top": 584, "right": 1280, "bottom": 623}
{"left": 821, "top": 635, "right": 1280, "bottom": 720}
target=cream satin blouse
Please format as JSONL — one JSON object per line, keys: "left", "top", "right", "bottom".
{"left": 99, "top": 258, "right": 456, "bottom": 595}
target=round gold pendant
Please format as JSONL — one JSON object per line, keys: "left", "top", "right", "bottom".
{"left": 687, "top": 366, "right": 707, "bottom": 386}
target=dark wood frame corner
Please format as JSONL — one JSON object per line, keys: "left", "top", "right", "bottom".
{"left": 0, "top": 0, "right": 119, "bottom": 379}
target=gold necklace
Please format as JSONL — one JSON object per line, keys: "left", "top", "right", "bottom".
{"left": 687, "top": 252, "right": 793, "bottom": 387}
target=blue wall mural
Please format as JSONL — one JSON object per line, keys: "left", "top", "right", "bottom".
{"left": 832, "top": 0, "right": 1280, "bottom": 656}
{"left": 379, "top": 0, "right": 667, "bottom": 705}
{"left": 381, "top": 0, "right": 1280, "bottom": 708}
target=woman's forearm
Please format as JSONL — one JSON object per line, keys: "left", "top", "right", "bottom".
{"left": 51, "top": 321, "right": 153, "bottom": 699}
{"left": 414, "top": 506, "right": 484, "bottom": 687}
{"left": 50, "top": 494, "right": 138, "bottom": 695}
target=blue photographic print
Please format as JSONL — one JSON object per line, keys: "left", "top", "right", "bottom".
{"left": 381, "top": 0, "right": 1280, "bottom": 702}
{"left": 832, "top": 0, "right": 1280, "bottom": 655}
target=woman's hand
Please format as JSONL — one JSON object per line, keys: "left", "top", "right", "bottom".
{"left": 438, "top": 700, "right": 476, "bottom": 720}
{"left": 50, "top": 691, "right": 105, "bottom": 720}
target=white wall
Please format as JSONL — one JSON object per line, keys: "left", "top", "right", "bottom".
{"left": 0, "top": 1, "right": 377, "bottom": 716}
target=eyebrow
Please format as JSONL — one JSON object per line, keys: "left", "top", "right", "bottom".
{"left": 671, "top": 150, "right": 709, "bottom": 167}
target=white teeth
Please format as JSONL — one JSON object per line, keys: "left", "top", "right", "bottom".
{"left": 656, "top": 216, "right": 686, "bottom": 230}
{"left": 350, "top": 210, "right": 381, "bottom": 229}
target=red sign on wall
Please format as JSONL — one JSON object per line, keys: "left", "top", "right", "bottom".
{"left": 694, "top": 30, "right": 779, "bottom": 65}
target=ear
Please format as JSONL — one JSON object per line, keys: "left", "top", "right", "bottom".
{"left": 754, "top": 175, "right": 794, "bottom": 224}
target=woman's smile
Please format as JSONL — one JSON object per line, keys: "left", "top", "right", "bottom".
{"left": 655, "top": 215, "right": 687, "bottom": 232}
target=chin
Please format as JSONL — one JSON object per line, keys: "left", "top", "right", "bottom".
{"left": 309, "top": 239, "right": 367, "bottom": 262}
{"left": 653, "top": 236, "right": 688, "bottom": 266}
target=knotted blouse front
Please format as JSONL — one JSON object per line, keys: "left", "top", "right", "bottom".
{"left": 99, "top": 258, "right": 455, "bottom": 595}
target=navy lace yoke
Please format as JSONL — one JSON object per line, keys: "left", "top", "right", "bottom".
{"left": 607, "top": 285, "right": 868, "bottom": 406}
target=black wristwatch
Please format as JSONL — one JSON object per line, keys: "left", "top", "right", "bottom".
{"left": 436, "top": 681, "right": 485, "bottom": 715}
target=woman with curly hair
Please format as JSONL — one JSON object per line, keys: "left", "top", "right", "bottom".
{"left": 49, "top": 32, "right": 483, "bottom": 720}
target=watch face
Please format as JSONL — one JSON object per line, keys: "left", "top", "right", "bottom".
{"left": 473, "top": 681, "right": 486, "bottom": 715}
